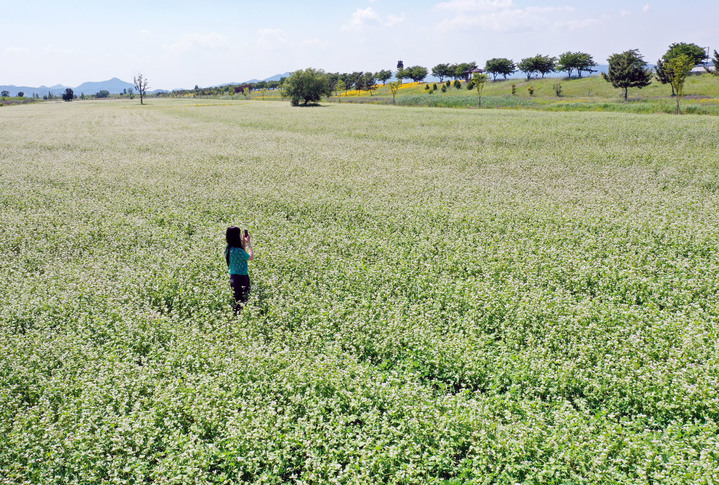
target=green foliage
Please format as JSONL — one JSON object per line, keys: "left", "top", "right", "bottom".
{"left": 553, "top": 82, "right": 562, "bottom": 97}
{"left": 485, "top": 57, "right": 516, "bottom": 81}
{"left": 557, "top": 51, "right": 597, "bottom": 78}
{"left": 363, "top": 72, "right": 377, "bottom": 96}
{"left": 453, "top": 62, "right": 477, "bottom": 81}
{"left": 472, "top": 72, "right": 489, "bottom": 107}
{"left": 453, "top": 79, "right": 462, "bottom": 89}
{"left": 95, "top": 90, "right": 110, "bottom": 98}
{"left": 431, "top": 63, "right": 452, "bottom": 82}
{"left": 375, "top": 69, "right": 392, "bottom": 85}
{"left": 665, "top": 54, "right": 694, "bottom": 114}
{"left": 62, "top": 88, "right": 74, "bottom": 102}
{"left": 405, "top": 65, "right": 428, "bottom": 83}
{"left": 388, "top": 80, "right": 401, "bottom": 104}
{"left": 518, "top": 54, "right": 556, "bottom": 80}
{"left": 527, "top": 85, "right": 535, "bottom": 96}
{"left": 511, "top": 83, "right": 517, "bottom": 95}
{"left": 602, "top": 49, "right": 653, "bottom": 101}
{"left": 1, "top": 90, "right": 10, "bottom": 97}
{"left": 280, "top": 68, "right": 332, "bottom": 106}
{"left": 441, "top": 84, "right": 447, "bottom": 93}
{"left": 664, "top": 42, "right": 708, "bottom": 66}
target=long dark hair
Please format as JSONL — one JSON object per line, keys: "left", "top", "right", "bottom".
{"left": 226, "top": 226, "right": 244, "bottom": 249}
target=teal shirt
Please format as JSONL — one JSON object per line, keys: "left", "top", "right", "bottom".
{"left": 226, "top": 246, "right": 250, "bottom": 275}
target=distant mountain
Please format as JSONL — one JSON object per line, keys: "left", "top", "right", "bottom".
{"left": 0, "top": 78, "right": 135, "bottom": 97}
{"left": 221, "top": 72, "right": 294, "bottom": 87}
{"left": 74, "top": 77, "right": 134, "bottom": 96}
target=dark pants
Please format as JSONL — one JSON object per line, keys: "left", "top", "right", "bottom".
{"left": 230, "top": 274, "right": 250, "bottom": 313}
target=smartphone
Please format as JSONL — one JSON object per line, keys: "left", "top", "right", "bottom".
{"left": 244, "top": 229, "right": 249, "bottom": 237}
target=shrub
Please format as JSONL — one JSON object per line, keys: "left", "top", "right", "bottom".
{"left": 553, "top": 83, "right": 562, "bottom": 97}
{"left": 511, "top": 83, "right": 517, "bottom": 96}
{"left": 527, "top": 85, "right": 535, "bottom": 96}
{"left": 454, "top": 80, "right": 462, "bottom": 89}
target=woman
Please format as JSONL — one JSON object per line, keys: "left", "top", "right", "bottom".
{"left": 225, "top": 226, "right": 254, "bottom": 313}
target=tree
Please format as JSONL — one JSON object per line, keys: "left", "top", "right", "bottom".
{"left": 665, "top": 54, "right": 693, "bottom": 114}
{"left": 655, "top": 57, "right": 674, "bottom": 95}
{"left": 472, "top": 72, "right": 488, "bottom": 107}
{"left": 484, "top": 58, "right": 515, "bottom": 81}
{"left": 340, "top": 73, "right": 354, "bottom": 92}
{"left": 376, "top": 69, "right": 392, "bottom": 85}
{"left": 325, "top": 73, "right": 339, "bottom": 94}
{"left": 557, "top": 51, "right": 597, "bottom": 78}
{"left": 389, "top": 80, "right": 401, "bottom": 104}
{"left": 405, "top": 65, "right": 428, "bottom": 83}
{"left": 134, "top": 73, "right": 149, "bottom": 105}
{"left": 535, "top": 55, "right": 557, "bottom": 78}
{"left": 351, "top": 71, "right": 364, "bottom": 94}
{"left": 335, "top": 79, "right": 345, "bottom": 102}
{"left": 656, "top": 43, "right": 707, "bottom": 94}
{"left": 62, "top": 88, "right": 74, "bottom": 102}
{"left": 363, "top": 72, "right": 377, "bottom": 96}
{"left": 517, "top": 57, "right": 539, "bottom": 80}
{"left": 705, "top": 50, "right": 719, "bottom": 76}
{"left": 96, "top": 90, "right": 110, "bottom": 98}
{"left": 17, "top": 91, "right": 24, "bottom": 97}
{"left": 280, "top": 67, "right": 332, "bottom": 106}
{"left": 704, "top": 50, "right": 719, "bottom": 75}
{"left": 665, "top": 42, "right": 707, "bottom": 67}
{"left": 1, "top": 90, "right": 9, "bottom": 97}
{"left": 431, "top": 63, "right": 452, "bottom": 82}
{"left": 454, "top": 62, "right": 477, "bottom": 81}
{"left": 602, "top": 49, "right": 653, "bottom": 101}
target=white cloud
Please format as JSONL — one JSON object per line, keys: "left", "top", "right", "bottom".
{"left": 642, "top": 4, "right": 651, "bottom": 13}
{"left": 44, "top": 45, "right": 74, "bottom": 55}
{"left": 385, "top": 14, "right": 406, "bottom": 27}
{"left": 257, "top": 29, "right": 291, "bottom": 49}
{"left": 554, "top": 17, "right": 603, "bottom": 31}
{"left": 5, "top": 46, "right": 30, "bottom": 54}
{"left": 436, "top": 1, "right": 598, "bottom": 33}
{"left": 620, "top": 10, "right": 631, "bottom": 17}
{"left": 164, "top": 33, "right": 228, "bottom": 53}
{"left": 436, "top": 0, "right": 515, "bottom": 12}
{"left": 342, "top": 7, "right": 405, "bottom": 31}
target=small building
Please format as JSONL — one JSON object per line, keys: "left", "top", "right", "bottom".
{"left": 464, "top": 67, "right": 485, "bottom": 82}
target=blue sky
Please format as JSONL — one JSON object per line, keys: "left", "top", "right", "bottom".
{"left": 2, "top": 0, "right": 716, "bottom": 90}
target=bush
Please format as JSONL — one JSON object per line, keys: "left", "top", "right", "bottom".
{"left": 441, "top": 85, "right": 447, "bottom": 93}
{"left": 511, "top": 83, "right": 517, "bottom": 96}
{"left": 527, "top": 85, "right": 535, "bottom": 96}
{"left": 553, "top": 83, "right": 562, "bottom": 97}
{"left": 466, "top": 82, "right": 474, "bottom": 90}
{"left": 454, "top": 80, "right": 462, "bottom": 89}
{"left": 96, "top": 90, "right": 110, "bottom": 99}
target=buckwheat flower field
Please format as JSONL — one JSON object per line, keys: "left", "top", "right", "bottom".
{"left": 1, "top": 99, "right": 718, "bottom": 483}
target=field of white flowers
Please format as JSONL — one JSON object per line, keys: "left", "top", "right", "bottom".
{"left": 1, "top": 99, "right": 718, "bottom": 483}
